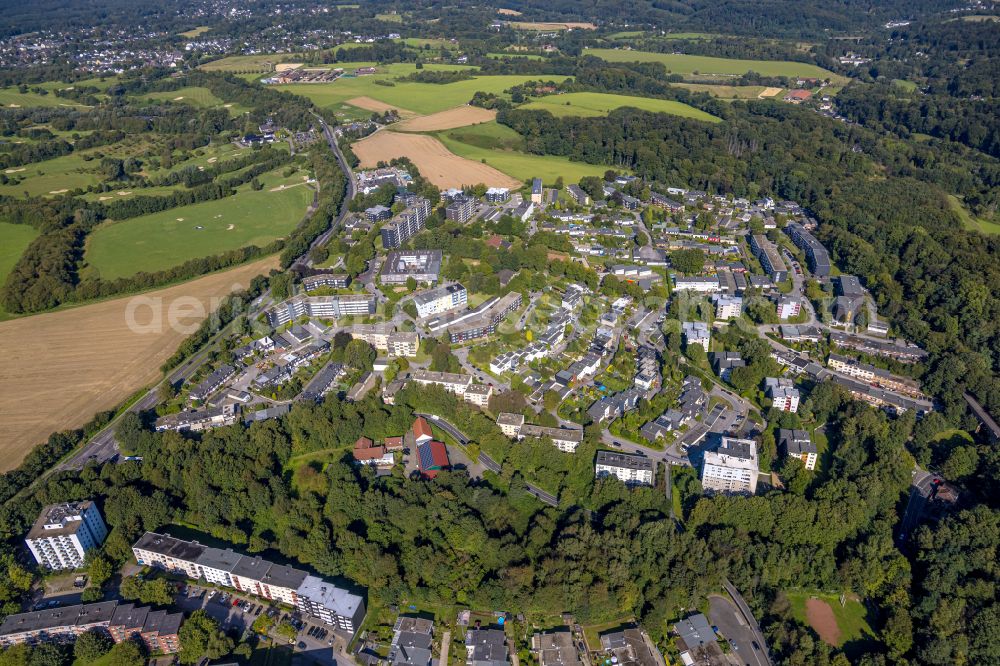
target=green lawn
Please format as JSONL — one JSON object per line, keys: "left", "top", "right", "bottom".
{"left": 142, "top": 86, "right": 250, "bottom": 115}
{"left": 0, "top": 222, "right": 38, "bottom": 319}
{"left": 274, "top": 71, "right": 543, "bottom": 115}
{"left": 520, "top": 92, "right": 720, "bottom": 122}
{"left": 891, "top": 79, "right": 917, "bottom": 92}
{"left": 583, "top": 48, "right": 846, "bottom": 83}
{"left": 84, "top": 171, "right": 313, "bottom": 279}
{"left": 0, "top": 87, "right": 89, "bottom": 108}
{"left": 437, "top": 121, "right": 610, "bottom": 182}
{"left": 949, "top": 194, "right": 1000, "bottom": 235}
{"left": 786, "top": 590, "right": 876, "bottom": 648}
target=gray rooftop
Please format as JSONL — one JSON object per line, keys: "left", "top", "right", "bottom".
{"left": 133, "top": 531, "right": 206, "bottom": 562}
{"left": 0, "top": 602, "right": 118, "bottom": 638}
{"left": 26, "top": 501, "right": 97, "bottom": 540}
{"left": 595, "top": 451, "right": 653, "bottom": 472}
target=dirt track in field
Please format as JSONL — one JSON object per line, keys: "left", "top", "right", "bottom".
{"left": 0, "top": 256, "right": 278, "bottom": 469}
{"left": 805, "top": 598, "right": 841, "bottom": 645}
{"left": 352, "top": 131, "right": 521, "bottom": 189}
{"left": 394, "top": 105, "right": 497, "bottom": 132}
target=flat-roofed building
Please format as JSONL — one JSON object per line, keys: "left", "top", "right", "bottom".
{"left": 410, "top": 370, "right": 473, "bottom": 396}
{"left": 595, "top": 451, "right": 654, "bottom": 486}
{"left": 521, "top": 424, "right": 584, "bottom": 453}
{"left": 25, "top": 501, "right": 108, "bottom": 571}
{"left": 682, "top": 321, "right": 710, "bottom": 351}
{"left": 532, "top": 630, "right": 582, "bottom": 666}
{"left": 381, "top": 250, "right": 443, "bottom": 285}
{"left": 496, "top": 412, "right": 525, "bottom": 438}
{"left": 702, "top": 437, "right": 759, "bottom": 495}
{"left": 446, "top": 197, "right": 476, "bottom": 223}
{"left": 463, "top": 383, "right": 493, "bottom": 408}
{"left": 413, "top": 283, "right": 467, "bottom": 318}
{"left": 673, "top": 275, "right": 720, "bottom": 292}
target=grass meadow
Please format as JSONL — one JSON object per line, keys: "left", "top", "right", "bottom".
{"left": 583, "top": 48, "right": 846, "bottom": 83}
{"left": 520, "top": 91, "right": 721, "bottom": 121}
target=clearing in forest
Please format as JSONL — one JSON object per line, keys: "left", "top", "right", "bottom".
{"left": 519, "top": 92, "right": 720, "bottom": 122}
{"left": 805, "top": 599, "right": 841, "bottom": 645}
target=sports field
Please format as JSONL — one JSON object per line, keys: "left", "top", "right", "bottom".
{"left": 584, "top": 48, "right": 846, "bottom": 83}
{"left": 520, "top": 92, "right": 720, "bottom": 121}
{"left": 85, "top": 171, "right": 314, "bottom": 280}
{"left": 352, "top": 131, "right": 521, "bottom": 189}
{"left": 0, "top": 223, "right": 39, "bottom": 319}
{"left": 0, "top": 256, "right": 278, "bottom": 470}
{"left": 437, "top": 121, "right": 611, "bottom": 183}
{"left": 786, "top": 590, "right": 875, "bottom": 648}
{"left": 273, "top": 70, "right": 541, "bottom": 115}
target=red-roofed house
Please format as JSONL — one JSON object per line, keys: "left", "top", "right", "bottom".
{"left": 353, "top": 437, "right": 394, "bottom": 466}
{"left": 416, "top": 440, "right": 450, "bottom": 479}
{"left": 486, "top": 235, "right": 511, "bottom": 251}
{"left": 412, "top": 417, "right": 433, "bottom": 445}
{"left": 784, "top": 89, "right": 813, "bottom": 104}
{"left": 384, "top": 436, "right": 404, "bottom": 451}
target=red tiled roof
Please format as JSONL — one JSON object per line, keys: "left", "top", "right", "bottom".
{"left": 417, "top": 440, "right": 449, "bottom": 478}
{"left": 354, "top": 436, "right": 374, "bottom": 450}
{"left": 486, "top": 235, "right": 503, "bottom": 249}
{"left": 384, "top": 436, "right": 404, "bottom": 450}
{"left": 412, "top": 417, "right": 433, "bottom": 441}
{"left": 354, "top": 444, "right": 387, "bottom": 462}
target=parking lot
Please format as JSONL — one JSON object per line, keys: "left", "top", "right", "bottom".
{"left": 174, "top": 585, "right": 346, "bottom": 666}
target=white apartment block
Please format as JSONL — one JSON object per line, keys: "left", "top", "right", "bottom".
{"left": 672, "top": 276, "right": 720, "bottom": 292}
{"left": 496, "top": 413, "right": 525, "bottom": 438}
{"left": 713, "top": 295, "right": 743, "bottom": 320}
{"left": 463, "top": 384, "right": 493, "bottom": 408}
{"left": 765, "top": 377, "right": 800, "bottom": 413}
{"left": 413, "top": 283, "right": 468, "bottom": 318}
{"left": 779, "top": 429, "right": 818, "bottom": 471}
{"left": 595, "top": 451, "right": 654, "bottom": 486}
{"left": 682, "top": 321, "right": 711, "bottom": 351}
{"left": 409, "top": 370, "right": 474, "bottom": 396}
{"left": 701, "top": 437, "right": 759, "bottom": 495}
{"left": 25, "top": 502, "right": 108, "bottom": 571}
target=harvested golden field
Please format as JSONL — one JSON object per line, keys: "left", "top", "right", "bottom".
{"left": 352, "top": 131, "right": 521, "bottom": 189}
{"left": 394, "top": 105, "right": 497, "bottom": 131}
{"left": 759, "top": 86, "right": 783, "bottom": 97}
{"left": 497, "top": 8, "right": 522, "bottom": 16}
{"left": 0, "top": 256, "right": 278, "bottom": 469}
{"left": 346, "top": 96, "right": 418, "bottom": 118}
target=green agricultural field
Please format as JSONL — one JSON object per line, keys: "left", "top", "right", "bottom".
{"left": 486, "top": 52, "right": 544, "bottom": 60}
{"left": 199, "top": 54, "right": 294, "bottom": 72}
{"left": 437, "top": 122, "right": 610, "bottom": 183}
{"left": 142, "top": 86, "right": 249, "bottom": 115}
{"left": 672, "top": 82, "right": 775, "bottom": 98}
{"left": 0, "top": 222, "right": 38, "bottom": 319}
{"left": 402, "top": 37, "right": 458, "bottom": 50}
{"left": 786, "top": 590, "right": 876, "bottom": 652}
{"left": 274, "top": 72, "right": 542, "bottom": 115}
{"left": 84, "top": 171, "right": 314, "bottom": 280}
{"left": 520, "top": 92, "right": 720, "bottom": 122}
{"left": 584, "top": 48, "right": 846, "bottom": 83}
{"left": 375, "top": 12, "right": 403, "bottom": 22}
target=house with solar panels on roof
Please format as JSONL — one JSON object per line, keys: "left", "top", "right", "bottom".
{"left": 416, "top": 440, "right": 450, "bottom": 479}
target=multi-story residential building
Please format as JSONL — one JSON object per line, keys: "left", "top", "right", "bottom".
{"left": 784, "top": 222, "right": 831, "bottom": 276}
{"left": 266, "top": 295, "right": 376, "bottom": 327}
{"left": 25, "top": 502, "right": 108, "bottom": 571}
{"left": 712, "top": 294, "right": 743, "bottom": 320}
{"left": 565, "top": 184, "right": 590, "bottom": 206}
{"left": 828, "top": 331, "right": 926, "bottom": 363}
{"left": 446, "top": 197, "right": 476, "bottom": 223}
{"left": 709, "top": 351, "right": 745, "bottom": 381}
{"left": 701, "top": 437, "right": 759, "bottom": 494}
{"left": 188, "top": 364, "right": 236, "bottom": 403}
{"left": 672, "top": 275, "right": 720, "bottom": 292}
{"left": 765, "top": 377, "right": 800, "bottom": 413}
{"left": 302, "top": 273, "right": 350, "bottom": 291}
{"left": 132, "top": 533, "right": 365, "bottom": 633}
{"left": 107, "top": 604, "right": 182, "bottom": 654}
{"left": 587, "top": 388, "right": 643, "bottom": 423}
{"left": 595, "top": 451, "right": 654, "bottom": 486}
{"left": 463, "top": 384, "right": 493, "bottom": 408}
{"left": 829, "top": 375, "right": 933, "bottom": 415}
{"left": 778, "top": 429, "right": 818, "bottom": 471}
{"left": 447, "top": 292, "right": 522, "bottom": 343}
{"left": 521, "top": 425, "right": 584, "bottom": 453}
{"left": 387, "top": 333, "right": 420, "bottom": 358}
{"left": 409, "top": 370, "right": 474, "bottom": 396}
{"left": 413, "top": 283, "right": 468, "bottom": 318}
{"left": 154, "top": 404, "right": 240, "bottom": 433}
{"left": 485, "top": 187, "right": 509, "bottom": 203}
{"left": 682, "top": 321, "right": 710, "bottom": 351}
{"left": 749, "top": 234, "right": 788, "bottom": 282}
{"left": 380, "top": 196, "right": 431, "bottom": 249}
{"left": 365, "top": 205, "right": 392, "bottom": 222}
{"left": 349, "top": 325, "right": 419, "bottom": 358}
{"left": 380, "top": 250, "right": 443, "bottom": 285}
{"left": 827, "top": 353, "right": 924, "bottom": 397}
{"left": 0, "top": 602, "right": 179, "bottom": 652}
{"left": 496, "top": 412, "right": 526, "bottom": 438}
{"left": 531, "top": 178, "right": 543, "bottom": 204}
{"left": 776, "top": 295, "right": 801, "bottom": 320}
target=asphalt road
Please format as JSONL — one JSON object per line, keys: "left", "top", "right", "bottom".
{"left": 708, "top": 595, "right": 768, "bottom": 666}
